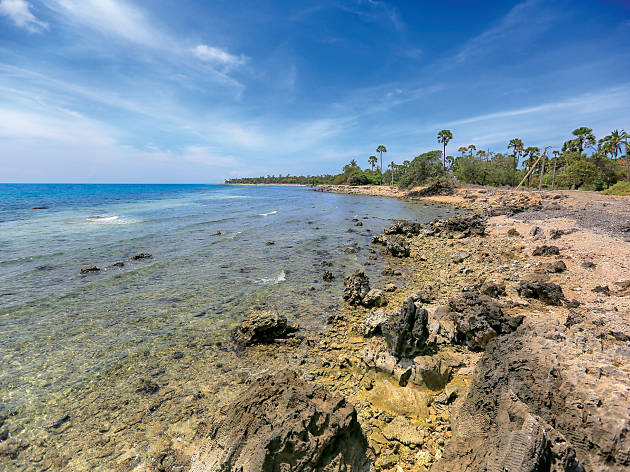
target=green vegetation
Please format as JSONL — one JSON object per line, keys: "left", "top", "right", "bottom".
{"left": 226, "top": 126, "right": 630, "bottom": 193}
{"left": 601, "top": 181, "right": 630, "bottom": 195}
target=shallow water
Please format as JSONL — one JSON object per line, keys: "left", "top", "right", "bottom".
{"left": 0, "top": 184, "right": 450, "bottom": 470}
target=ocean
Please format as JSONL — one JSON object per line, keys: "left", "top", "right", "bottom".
{"left": 0, "top": 184, "right": 450, "bottom": 470}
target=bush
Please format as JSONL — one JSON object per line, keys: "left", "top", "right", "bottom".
{"left": 347, "top": 170, "right": 369, "bottom": 186}
{"left": 398, "top": 150, "right": 446, "bottom": 188}
{"left": 602, "top": 181, "right": 630, "bottom": 195}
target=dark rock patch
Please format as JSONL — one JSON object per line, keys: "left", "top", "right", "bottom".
{"left": 233, "top": 311, "right": 297, "bottom": 346}
{"left": 533, "top": 245, "right": 560, "bottom": 256}
{"left": 80, "top": 265, "right": 100, "bottom": 274}
{"left": 517, "top": 281, "right": 564, "bottom": 305}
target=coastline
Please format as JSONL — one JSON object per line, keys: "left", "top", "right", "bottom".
{"left": 190, "top": 185, "right": 630, "bottom": 471}
{"left": 3, "top": 185, "right": 629, "bottom": 471}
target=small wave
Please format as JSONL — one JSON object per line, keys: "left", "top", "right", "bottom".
{"left": 257, "top": 270, "right": 286, "bottom": 285}
{"left": 257, "top": 210, "right": 277, "bottom": 217}
{"left": 85, "top": 215, "right": 138, "bottom": 225}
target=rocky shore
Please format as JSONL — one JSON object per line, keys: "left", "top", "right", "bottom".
{"left": 189, "top": 186, "right": 629, "bottom": 472}
{"left": 3, "top": 186, "right": 629, "bottom": 471}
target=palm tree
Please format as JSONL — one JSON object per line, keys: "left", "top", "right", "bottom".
{"left": 437, "top": 130, "right": 453, "bottom": 168}
{"left": 508, "top": 138, "right": 524, "bottom": 187}
{"left": 601, "top": 130, "right": 630, "bottom": 181}
{"left": 458, "top": 146, "right": 468, "bottom": 157}
{"left": 368, "top": 155, "right": 377, "bottom": 171}
{"left": 350, "top": 159, "right": 358, "bottom": 167}
{"left": 376, "top": 145, "right": 387, "bottom": 184}
{"left": 389, "top": 161, "right": 396, "bottom": 185}
{"left": 572, "top": 127, "right": 596, "bottom": 154}
{"left": 467, "top": 144, "right": 476, "bottom": 157}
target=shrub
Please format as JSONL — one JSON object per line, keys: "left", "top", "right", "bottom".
{"left": 602, "top": 181, "right": 630, "bottom": 195}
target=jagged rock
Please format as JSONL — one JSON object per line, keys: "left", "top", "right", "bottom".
{"left": 371, "top": 234, "right": 388, "bottom": 246}
{"left": 480, "top": 282, "right": 506, "bottom": 298}
{"left": 362, "top": 289, "right": 387, "bottom": 308}
{"left": 385, "top": 235, "right": 410, "bottom": 257}
{"left": 322, "top": 270, "right": 335, "bottom": 282}
{"left": 517, "top": 280, "right": 564, "bottom": 305}
{"left": 533, "top": 245, "right": 560, "bottom": 256}
{"left": 233, "top": 311, "right": 297, "bottom": 346}
{"left": 190, "top": 371, "right": 370, "bottom": 472}
{"left": 384, "top": 219, "right": 423, "bottom": 237}
{"left": 435, "top": 311, "right": 630, "bottom": 472}
{"left": 446, "top": 292, "right": 524, "bottom": 351}
{"left": 406, "top": 182, "right": 454, "bottom": 198}
{"left": 112, "top": 261, "right": 125, "bottom": 268}
{"left": 382, "top": 296, "right": 428, "bottom": 357}
{"left": 362, "top": 310, "right": 389, "bottom": 337}
{"left": 80, "top": 265, "right": 100, "bottom": 274}
{"left": 430, "top": 213, "right": 486, "bottom": 238}
{"left": 343, "top": 271, "right": 370, "bottom": 306}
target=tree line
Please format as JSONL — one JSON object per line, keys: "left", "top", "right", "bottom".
{"left": 226, "top": 127, "right": 630, "bottom": 193}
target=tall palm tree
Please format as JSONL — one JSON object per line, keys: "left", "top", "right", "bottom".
{"left": 389, "top": 161, "right": 396, "bottom": 185}
{"left": 368, "top": 155, "right": 377, "bottom": 171}
{"left": 376, "top": 145, "right": 387, "bottom": 184}
{"left": 601, "top": 130, "right": 630, "bottom": 181}
{"left": 571, "top": 127, "right": 596, "bottom": 154}
{"left": 508, "top": 138, "right": 524, "bottom": 187}
{"left": 437, "top": 130, "right": 453, "bottom": 168}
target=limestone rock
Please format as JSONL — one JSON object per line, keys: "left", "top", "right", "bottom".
{"left": 190, "top": 371, "right": 370, "bottom": 472}
{"left": 382, "top": 296, "right": 428, "bottom": 357}
{"left": 343, "top": 270, "right": 370, "bottom": 306}
{"left": 517, "top": 280, "right": 564, "bottom": 305}
{"left": 233, "top": 311, "right": 297, "bottom": 346}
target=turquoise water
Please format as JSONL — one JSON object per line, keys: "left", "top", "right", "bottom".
{"left": 0, "top": 184, "right": 449, "bottom": 470}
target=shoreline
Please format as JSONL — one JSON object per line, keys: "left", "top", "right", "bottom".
{"left": 4, "top": 185, "right": 629, "bottom": 471}
{"left": 190, "top": 185, "right": 630, "bottom": 471}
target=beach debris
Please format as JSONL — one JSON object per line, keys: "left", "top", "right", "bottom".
{"left": 189, "top": 370, "right": 370, "bottom": 472}
{"left": 80, "top": 265, "right": 100, "bottom": 274}
{"left": 233, "top": 311, "right": 297, "bottom": 347}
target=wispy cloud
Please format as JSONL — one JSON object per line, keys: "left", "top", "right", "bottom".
{"left": 193, "top": 45, "right": 248, "bottom": 67}
{"left": 0, "top": 0, "right": 48, "bottom": 32}
{"left": 452, "top": 0, "right": 553, "bottom": 64}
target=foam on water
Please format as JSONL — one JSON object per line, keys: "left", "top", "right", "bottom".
{"left": 257, "top": 210, "right": 277, "bottom": 216}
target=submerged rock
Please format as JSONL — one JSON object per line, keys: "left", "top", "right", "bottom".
{"left": 80, "top": 265, "right": 100, "bottom": 274}
{"left": 189, "top": 371, "right": 370, "bottom": 472}
{"left": 322, "top": 270, "right": 335, "bottom": 282}
{"left": 130, "top": 252, "right": 152, "bottom": 260}
{"left": 233, "top": 311, "right": 297, "bottom": 346}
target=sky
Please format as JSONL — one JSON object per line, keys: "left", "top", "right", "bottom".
{"left": 0, "top": 0, "right": 629, "bottom": 183}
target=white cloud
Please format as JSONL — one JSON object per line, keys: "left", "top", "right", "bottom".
{"left": 0, "top": 0, "right": 48, "bottom": 32}
{"left": 193, "top": 45, "right": 247, "bottom": 66}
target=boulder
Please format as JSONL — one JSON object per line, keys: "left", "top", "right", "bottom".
{"left": 517, "top": 280, "right": 564, "bottom": 305}
{"left": 385, "top": 235, "right": 410, "bottom": 257}
{"left": 384, "top": 219, "right": 423, "bottom": 237}
{"left": 343, "top": 271, "right": 370, "bottom": 306}
{"left": 233, "top": 311, "right": 297, "bottom": 346}
{"left": 533, "top": 245, "right": 560, "bottom": 256}
{"left": 545, "top": 260, "right": 567, "bottom": 273}
{"left": 190, "top": 371, "right": 370, "bottom": 472}
{"left": 480, "top": 282, "right": 506, "bottom": 298}
{"left": 382, "top": 296, "right": 429, "bottom": 357}
{"left": 362, "top": 289, "right": 387, "bottom": 308}
{"left": 362, "top": 310, "right": 389, "bottom": 337}
{"left": 446, "top": 292, "right": 524, "bottom": 351}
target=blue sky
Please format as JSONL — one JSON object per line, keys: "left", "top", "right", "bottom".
{"left": 0, "top": 0, "right": 629, "bottom": 183}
